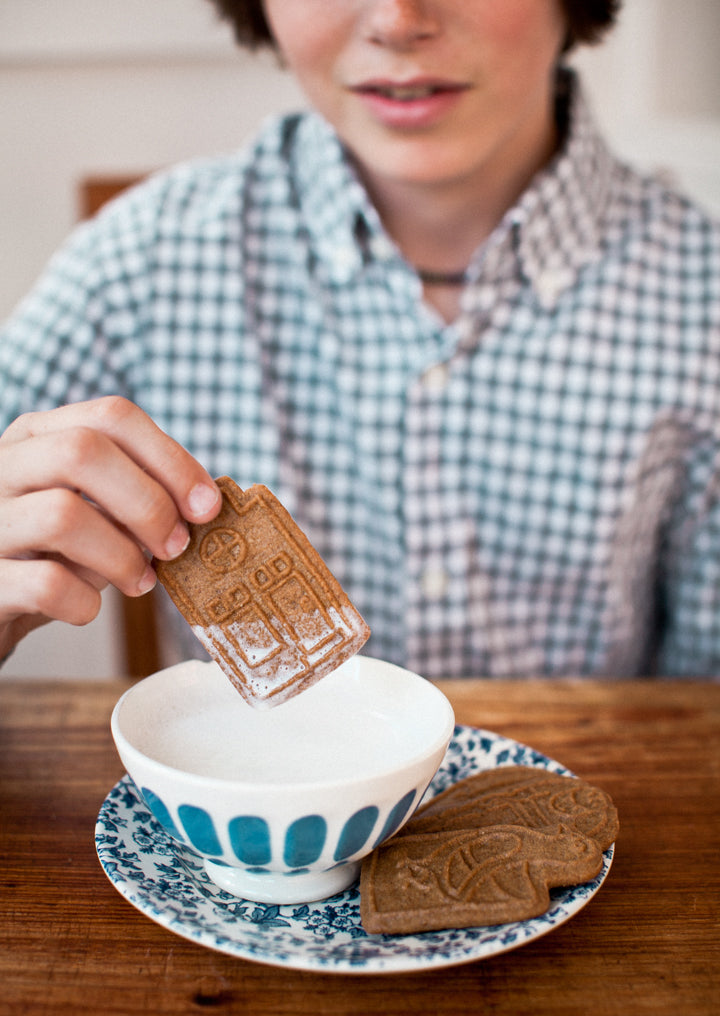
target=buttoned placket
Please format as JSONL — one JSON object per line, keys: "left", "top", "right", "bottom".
{"left": 363, "top": 257, "right": 455, "bottom": 669}
{"left": 400, "top": 282, "right": 487, "bottom": 673}
{"left": 401, "top": 223, "right": 537, "bottom": 674}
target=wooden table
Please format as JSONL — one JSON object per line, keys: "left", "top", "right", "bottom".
{"left": 1, "top": 678, "right": 718, "bottom": 1015}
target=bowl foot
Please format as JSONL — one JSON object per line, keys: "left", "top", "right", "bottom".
{"left": 204, "top": 859, "right": 361, "bottom": 904}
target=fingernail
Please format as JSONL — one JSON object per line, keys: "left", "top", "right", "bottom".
{"left": 188, "top": 482, "right": 220, "bottom": 517}
{"left": 165, "top": 521, "right": 190, "bottom": 559}
{"left": 137, "top": 563, "right": 157, "bottom": 595}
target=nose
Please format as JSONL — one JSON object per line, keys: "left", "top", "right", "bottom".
{"left": 363, "top": 0, "right": 441, "bottom": 48}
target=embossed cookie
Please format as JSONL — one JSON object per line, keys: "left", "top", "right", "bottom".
{"left": 402, "top": 766, "right": 619, "bottom": 846}
{"left": 155, "top": 477, "right": 370, "bottom": 708}
{"left": 360, "top": 767, "right": 618, "bottom": 934}
{"left": 360, "top": 823, "right": 606, "bottom": 934}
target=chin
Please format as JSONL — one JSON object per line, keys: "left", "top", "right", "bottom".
{"left": 352, "top": 139, "right": 475, "bottom": 191}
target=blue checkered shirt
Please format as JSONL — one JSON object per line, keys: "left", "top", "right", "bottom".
{"left": 2, "top": 73, "right": 720, "bottom": 678}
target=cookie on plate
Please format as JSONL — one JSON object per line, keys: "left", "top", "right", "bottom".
{"left": 401, "top": 766, "right": 619, "bottom": 845}
{"left": 360, "top": 766, "right": 618, "bottom": 934}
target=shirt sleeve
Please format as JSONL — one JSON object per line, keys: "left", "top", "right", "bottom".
{"left": 0, "top": 185, "right": 158, "bottom": 433}
{"left": 657, "top": 434, "right": 720, "bottom": 677}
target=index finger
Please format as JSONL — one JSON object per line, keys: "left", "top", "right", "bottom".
{"left": 3, "top": 397, "right": 221, "bottom": 524}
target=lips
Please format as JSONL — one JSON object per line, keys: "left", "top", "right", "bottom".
{"left": 360, "top": 81, "right": 458, "bottom": 101}
{"left": 351, "top": 77, "right": 469, "bottom": 128}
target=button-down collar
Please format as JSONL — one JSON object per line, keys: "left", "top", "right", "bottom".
{"left": 294, "top": 70, "right": 614, "bottom": 309}
{"left": 511, "top": 71, "right": 615, "bottom": 309}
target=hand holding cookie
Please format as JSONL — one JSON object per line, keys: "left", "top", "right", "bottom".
{"left": 0, "top": 397, "right": 220, "bottom": 659}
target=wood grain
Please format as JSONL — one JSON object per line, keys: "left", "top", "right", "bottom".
{"left": 1, "top": 677, "right": 718, "bottom": 1015}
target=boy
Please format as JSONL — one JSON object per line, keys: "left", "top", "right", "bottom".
{"left": 2, "top": 2, "right": 719, "bottom": 678}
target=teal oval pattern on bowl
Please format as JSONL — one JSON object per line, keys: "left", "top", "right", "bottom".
{"left": 138, "top": 785, "right": 421, "bottom": 874}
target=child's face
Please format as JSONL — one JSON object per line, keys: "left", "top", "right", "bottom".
{"left": 263, "top": 0, "right": 567, "bottom": 198}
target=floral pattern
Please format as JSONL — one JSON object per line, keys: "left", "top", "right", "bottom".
{"left": 95, "top": 725, "right": 614, "bottom": 973}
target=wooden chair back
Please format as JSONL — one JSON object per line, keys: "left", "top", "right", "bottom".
{"left": 79, "top": 173, "right": 161, "bottom": 678}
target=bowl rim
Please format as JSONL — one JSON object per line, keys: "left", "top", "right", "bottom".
{"left": 111, "top": 656, "right": 455, "bottom": 795}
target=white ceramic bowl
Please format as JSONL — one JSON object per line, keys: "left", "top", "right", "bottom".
{"left": 111, "top": 655, "right": 454, "bottom": 904}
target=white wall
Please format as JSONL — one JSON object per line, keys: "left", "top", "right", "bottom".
{"left": 572, "top": 0, "right": 720, "bottom": 213}
{"left": 2, "top": 0, "right": 719, "bottom": 677}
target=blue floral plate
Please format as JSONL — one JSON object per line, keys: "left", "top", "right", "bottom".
{"left": 95, "top": 724, "right": 614, "bottom": 973}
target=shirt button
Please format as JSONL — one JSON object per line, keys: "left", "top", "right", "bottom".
{"left": 421, "top": 364, "right": 450, "bottom": 392}
{"left": 369, "top": 234, "right": 396, "bottom": 261}
{"left": 332, "top": 245, "right": 359, "bottom": 273}
{"left": 535, "top": 267, "right": 574, "bottom": 307}
{"left": 420, "top": 568, "right": 449, "bottom": 600}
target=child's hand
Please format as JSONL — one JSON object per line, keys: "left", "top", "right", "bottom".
{"left": 0, "top": 396, "right": 221, "bottom": 657}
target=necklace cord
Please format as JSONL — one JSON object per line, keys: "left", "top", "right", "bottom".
{"left": 416, "top": 267, "right": 469, "bottom": 286}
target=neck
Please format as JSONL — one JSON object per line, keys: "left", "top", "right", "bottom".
{"left": 354, "top": 95, "right": 560, "bottom": 279}
{"left": 366, "top": 174, "right": 500, "bottom": 276}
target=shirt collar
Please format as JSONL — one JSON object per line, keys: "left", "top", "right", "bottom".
{"left": 506, "top": 68, "right": 616, "bottom": 309}
{"left": 292, "top": 114, "right": 380, "bottom": 285}
{"left": 293, "top": 69, "right": 615, "bottom": 303}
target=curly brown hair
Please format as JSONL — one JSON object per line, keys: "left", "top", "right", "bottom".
{"left": 206, "top": 1, "right": 621, "bottom": 53}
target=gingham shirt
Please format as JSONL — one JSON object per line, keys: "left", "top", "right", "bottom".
{"left": 2, "top": 72, "right": 720, "bottom": 678}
